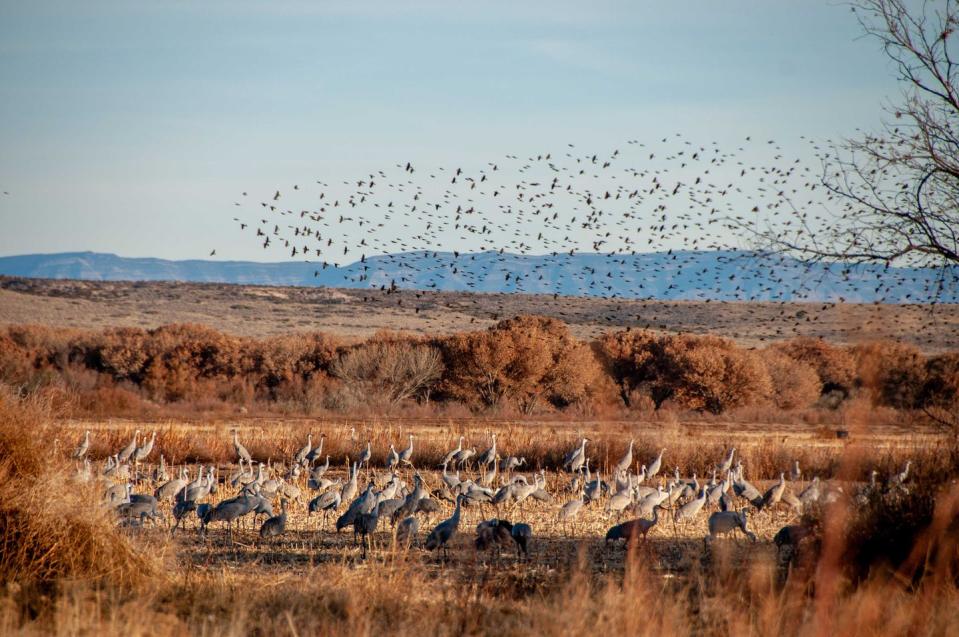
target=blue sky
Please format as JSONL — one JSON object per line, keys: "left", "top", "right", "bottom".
{"left": 0, "top": 1, "right": 900, "bottom": 261}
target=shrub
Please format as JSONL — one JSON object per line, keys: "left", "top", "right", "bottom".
{"left": 760, "top": 348, "right": 822, "bottom": 410}
{"left": 331, "top": 340, "right": 443, "bottom": 406}
{"left": 439, "top": 315, "right": 601, "bottom": 413}
{"left": 773, "top": 337, "right": 857, "bottom": 398}
{"left": 658, "top": 334, "right": 772, "bottom": 414}
{"left": 851, "top": 341, "right": 927, "bottom": 408}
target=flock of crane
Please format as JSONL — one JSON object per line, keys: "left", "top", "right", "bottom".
{"left": 71, "top": 428, "right": 913, "bottom": 561}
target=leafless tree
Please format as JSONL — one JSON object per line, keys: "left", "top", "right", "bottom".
{"left": 750, "top": 0, "right": 959, "bottom": 289}
{"left": 331, "top": 341, "right": 443, "bottom": 406}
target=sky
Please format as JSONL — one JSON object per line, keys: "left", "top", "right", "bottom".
{"left": 0, "top": 1, "right": 903, "bottom": 262}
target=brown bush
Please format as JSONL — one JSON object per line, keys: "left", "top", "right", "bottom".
{"left": 593, "top": 330, "right": 664, "bottom": 407}
{"left": 772, "top": 336, "right": 857, "bottom": 397}
{"left": 760, "top": 349, "right": 822, "bottom": 410}
{"left": 851, "top": 341, "right": 928, "bottom": 408}
{"left": 438, "top": 315, "right": 602, "bottom": 413}
{"left": 658, "top": 334, "right": 772, "bottom": 414}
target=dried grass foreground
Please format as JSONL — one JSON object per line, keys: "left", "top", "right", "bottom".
{"left": 1, "top": 388, "right": 959, "bottom": 636}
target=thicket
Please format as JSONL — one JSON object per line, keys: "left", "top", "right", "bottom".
{"left": 0, "top": 318, "right": 956, "bottom": 419}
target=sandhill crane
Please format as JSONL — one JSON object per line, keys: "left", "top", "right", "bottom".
{"left": 888, "top": 460, "right": 912, "bottom": 490}
{"left": 606, "top": 486, "right": 635, "bottom": 519}
{"left": 558, "top": 485, "right": 585, "bottom": 535}
{"left": 200, "top": 496, "right": 253, "bottom": 542}
{"left": 475, "top": 518, "right": 514, "bottom": 557}
{"left": 634, "top": 484, "right": 668, "bottom": 517}
{"left": 354, "top": 506, "right": 380, "bottom": 557}
{"left": 798, "top": 477, "right": 820, "bottom": 507}
{"left": 480, "top": 460, "right": 499, "bottom": 487}
{"left": 357, "top": 441, "right": 372, "bottom": 470}
{"left": 398, "top": 434, "right": 414, "bottom": 466}
{"left": 395, "top": 516, "right": 419, "bottom": 547}
{"left": 72, "top": 430, "right": 90, "bottom": 460}
{"left": 583, "top": 470, "right": 605, "bottom": 503}
{"left": 674, "top": 487, "right": 707, "bottom": 526}
{"left": 337, "top": 482, "right": 376, "bottom": 533}
{"left": 790, "top": 460, "right": 802, "bottom": 483}
{"left": 392, "top": 474, "right": 426, "bottom": 525}
{"left": 293, "top": 434, "right": 312, "bottom": 466}
{"left": 732, "top": 467, "right": 763, "bottom": 508}
{"left": 476, "top": 433, "right": 497, "bottom": 470}
{"left": 340, "top": 462, "right": 359, "bottom": 504}
{"left": 718, "top": 447, "right": 736, "bottom": 475}
{"left": 563, "top": 438, "right": 588, "bottom": 473}
{"left": 132, "top": 431, "right": 156, "bottom": 464}
{"left": 511, "top": 522, "right": 532, "bottom": 559}
{"left": 500, "top": 456, "right": 526, "bottom": 473}
{"left": 117, "top": 430, "right": 140, "bottom": 464}
{"left": 646, "top": 448, "right": 666, "bottom": 479}
{"left": 706, "top": 509, "right": 757, "bottom": 545}
{"left": 259, "top": 499, "right": 288, "bottom": 542}
{"left": 453, "top": 446, "right": 476, "bottom": 469}
{"left": 441, "top": 436, "right": 464, "bottom": 467}
{"left": 614, "top": 439, "right": 634, "bottom": 476}
{"left": 305, "top": 433, "right": 325, "bottom": 464}
{"left": 155, "top": 467, "right": 189, "bottom": 502}
{"left": 308, "top": 462, "right": 334, "bottom": 493}
{"left": 761, "top": 473, "right": 787, "bottom": 511}
{"left": 308, "top": 483, "right": 343, "bottom": 528}
{"left": 232, "top": 429, "right": 252, "bottom": 465}
{"left": 441, "top": 463, "right": 460, "bottom": 492}
{"left": 386, "top": 444, "right": 400, "bottom": 472}
{"left": 605, "top": 505, "right": 662, "bottom": 545}
{"left": 425, "top": 495, "right": 464, "bottom": 558}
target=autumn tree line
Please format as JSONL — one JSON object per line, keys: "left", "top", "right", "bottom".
{"left": 0, "top": 316, "right": 956, "bottom": 421}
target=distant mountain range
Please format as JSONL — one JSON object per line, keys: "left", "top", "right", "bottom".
{"left": 0, "top": 250, "right": 956, "bottom": 303}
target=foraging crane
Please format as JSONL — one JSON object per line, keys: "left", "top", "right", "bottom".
{"left": 259, "top": 499, "right": 288, "bottom": 542}
{"left": 706, "top": 509, "right": 757, "bottom": 545}
{"left": 605, "top": 505, "right": 662, "bottom": 545}
{"left": 395, "top": 516, "right": 419, "bottom": 547}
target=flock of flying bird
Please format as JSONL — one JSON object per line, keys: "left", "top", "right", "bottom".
{"left": 72, "top": 428, "right": 914, "bottom": 560}
{"left": 224, "top": 135, "right": 957, "bottom": 344}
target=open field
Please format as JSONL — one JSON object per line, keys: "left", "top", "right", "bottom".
{"left": 3, "top": 276, "right": 959, "bottom": 351}
{"left": 5, "top": 409, "right": 951, "bottom": 636}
